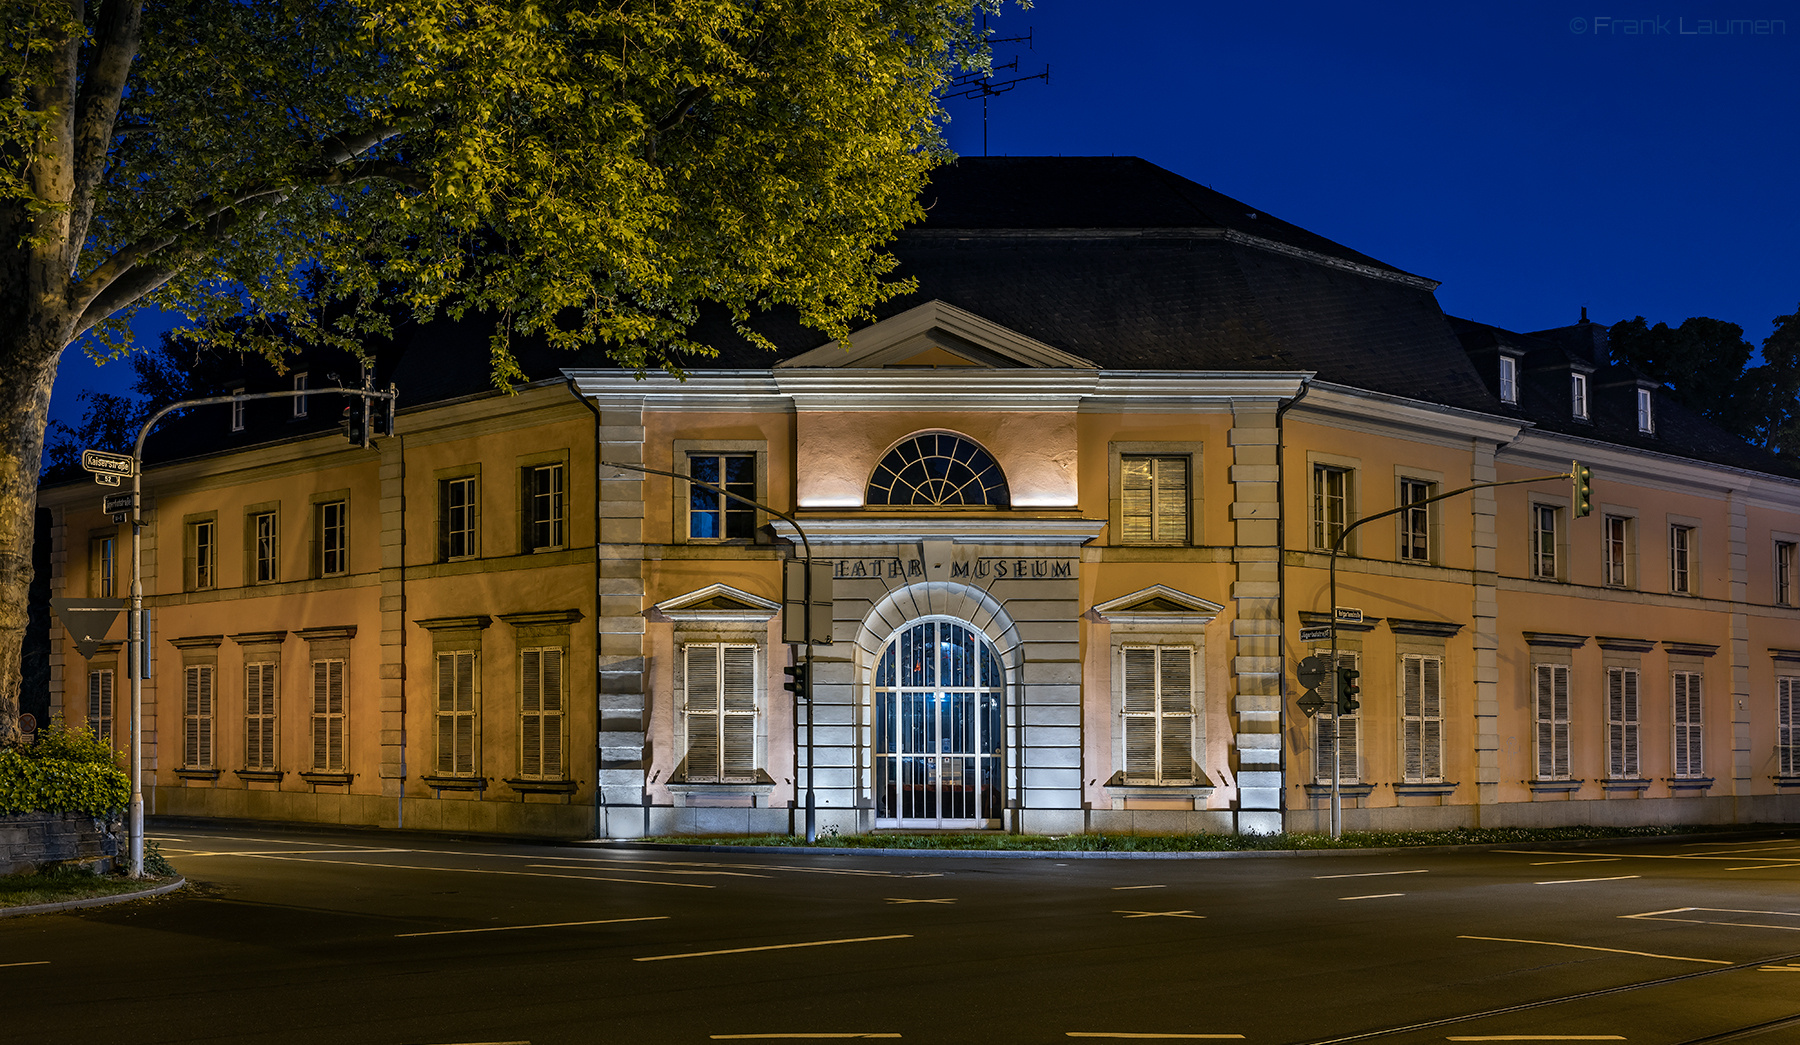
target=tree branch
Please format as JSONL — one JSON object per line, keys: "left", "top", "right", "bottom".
{"left": 653, "top": 83, "right": 710, "bottom": 134}
{"left": 68, "top": 0, "right": 143, "bottom": 259}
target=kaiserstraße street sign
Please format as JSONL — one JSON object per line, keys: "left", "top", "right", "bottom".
{"left": 81, "top": 447, "right": 136, "bottom": 477}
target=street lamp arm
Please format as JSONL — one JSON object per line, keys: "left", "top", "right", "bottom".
{"left": 596, "top": 459, "right": 812, "bottom": 565}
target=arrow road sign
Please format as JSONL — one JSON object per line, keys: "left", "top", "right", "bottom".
{"left": 81, "top": 448, "right": 135, "bottom": 477}
{"left": 48, "top": 598, "right": 126, "bottom": 660}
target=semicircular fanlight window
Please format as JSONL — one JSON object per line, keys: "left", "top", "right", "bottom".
{"left": 866, "top": 432, "right": 1010, "bottom": 508}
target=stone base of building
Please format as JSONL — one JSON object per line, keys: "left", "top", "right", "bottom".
{"left": 1285, "top": 792, "right": 1800, "bottom": 834}
{"left": 0, "top": 813, "right": 120, "bottom": 875}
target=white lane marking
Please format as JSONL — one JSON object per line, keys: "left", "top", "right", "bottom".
{"left": 164, "top": 848, "right": 410, "bottom": 858}
{"left": 1761, "top": 965, "right": 1800, "bottom": 972}
{"left": 1116, "top": 910, "right": 1205, "bottom": 919}
{"left": 1725, "top": 863, "right": 1800, "bottom": 871}
{"left": 1529, "top": 858, "right": 1622, "bottom": 866}
{"left": 414, "top": 1041, "right": 531, "bottom": 1044}
{"left": 1313, "top": 869, "right": 1430, "bottom": 879}
{"left": 884, "top": 898, "right": 955, "bottom": 904}
{"left": 1620, "top": 907, "right": 1800, "bottom": 931}
{"left": 1446, "top": 1037, "right": 1625, "bottom": 1041}
{"left": 397, "top": 915, "right": 669, "bottom": 937}
{"left": 1535, "top": 876, "right": 1640, "bottom": 885}
{"left": 528, "top": 863, "right": 769, "bottom": 879}
{"left": 1458, "top": 935, "right": 1728, "bottom": 964}
{"left": 219, "top": 852, "right": 714, "bottom": 888}
{"left": 1066, "top": 1035, "right": 1245, "bottom": 1040}
{"left": 1112, "top": 885, "right": 1167, "bottom": 891}
{"left": 636, "top": 934, "right": 912, "bottom": 962}
{"left": 712, "top": 1035, "right": 901, "bottom": 1040}
{"left": 1499, "top": 849, "right": 1798, "bottom": 863}
{"left": 1340, "top": 893, "right": 1404, "bottom": 901}
{"left": 0, "top": 961, "right": 51, "bottom": 968}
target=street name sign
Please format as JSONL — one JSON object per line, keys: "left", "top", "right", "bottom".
{"left": 102, "top": 491, "right": 137, "bottom": 514}
{"left": 1298, "top": 625, "right": 1332, "bottom": 642}
{"left": 1334, "top": 607, "right": 1363, "bottom": 624}
{"left": 81, "top": 448, "right": 135, "bottom": 478}
{"left": 48, "top": 598, "right": 125, "bottom": 659}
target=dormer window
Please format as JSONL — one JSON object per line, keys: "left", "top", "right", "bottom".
{"left": 1571, "top": 372, "right": 1589, "bottom": 421}
{"left": 230, "top": 388, "right": 246, "bottom": 431}
{"left": 1499, "top": 356, "right": 1519, "bottom": 405}
{"left": 1636, "top": 387, "right": 1654, "bottom": 434}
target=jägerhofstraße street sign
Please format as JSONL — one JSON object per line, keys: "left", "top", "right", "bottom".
{"left": 49, "top": 598, "right": 126, "bottom": 659}
{"left": 103, "top": 491, "right": 137, "bottom": 514}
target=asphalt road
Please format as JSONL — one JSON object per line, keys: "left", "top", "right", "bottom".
{"left": 4, "top": 825, "right": 1798, "bottom": 1045}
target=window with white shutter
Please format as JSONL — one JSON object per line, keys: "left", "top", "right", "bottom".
{"left": 87, "top": 669, "right": 114, "bottom": 747}
{"left": 1779, "top": 676, "right": 1799, "bottom": 777}
{"left": 1120, "top": 646, "right": 1196, "bottom": 784}
{"left": 184, "top": 665, "right": 215, "bottom": 769}
{"left": 1120, "top": 456, "right": 1189, "bottom": 546}
{"left": 244, "top": 662, "right": 277, "bottom": 771}
{"left": 435, "top": 650, "right": 477, "bottom": 775}
{"left": 1400, "top": 655, "right": 1443, "bottom": 784}
{"left": 1533, "top": 664, "right": 1571, "bottom": 780}
{"left": 1313, "top": 653, "right": 1360, "bottom": 783}
{"left": 310, "top": 658, "right": 346, "bottom": 771}
{"left": 682, "top": 644, "right": 759, "bottom": 783}
{"left": 1607, "top": 667, "right": 1640, "bottom": 779}
{"left": 1672, "top": 670, "right": 1704, "bottom": 779}
{"left": 520, "top": 647, "right": 566, "bottom": 779}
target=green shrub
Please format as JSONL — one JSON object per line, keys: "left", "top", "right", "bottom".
{"left": 19, "top": 723, "right": 123, "bottom": 768}
{"left": 0, "top": 737, "right": 129, "bottom": 818}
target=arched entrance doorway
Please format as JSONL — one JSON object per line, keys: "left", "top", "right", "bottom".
{"left": 873, "top": 618, "right": 1004, "bottom": 828}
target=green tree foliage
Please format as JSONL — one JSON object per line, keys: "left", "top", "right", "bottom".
{"left": 0, "top": 0, "right": 1006, "bottom": 742}
{"left": 1607, "top": 310, "right": 1800, "bottom": 454}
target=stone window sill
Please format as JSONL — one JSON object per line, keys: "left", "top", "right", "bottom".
{"left": 1601, "top": 778, "right": 1652, "bottom": 793}
{"left": 505, "top": 778, "right": 579, "bottom": 795}
{"left": 298, "top": 771, "right": 353, "bottom": 786}
{"left": 421, "top": 775, "right": 488, "bottom": 793}
{"left": 1303, "top": 782, "right": 1375, "bottom": 799}
{"left": 1102, "top": 775, "right": 1217, "bottom": 810}
{"left": 1667, "top": 776, "right": 1714, "bottom": 792}
{"left": 173, "top": 768, "right": 221, "bottom": 781}
{"left": 1391, "top": 781, "right": 1458, "bottom": 797}
{"left": 669, "top": 771, "right": 776, "bottom": 807}
{"left": 234, "top": 769, "right": 284, "bottom": 783}
{"left": 1527, "top": 779, "right": 1584, "bottom": 794}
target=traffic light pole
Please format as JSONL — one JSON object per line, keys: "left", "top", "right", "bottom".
{"left": 1318, "top": 467, "right": 1578, "bottom": 839}
{"left": 595, "top": 460, "right": 822, "bottom": 842}
{"left": 117, "top": 383, "right": 397, "bottom": 876}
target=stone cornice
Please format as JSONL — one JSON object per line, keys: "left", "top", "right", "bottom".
{"left": 770, "top": 518, "right": 1105, "bottom": 546}
{"left": 1663, "top": 641, "right": 1720, "bottom": 658}
{"left": 295, "top": 625, "right": 357, "bottom": 642}
{"left": 1289, "top": 382, "right": 1527, "bottom": 448}
{"left": 166, "top": 634, "right": 224, "bottom": 649}
{"left": 1596, "top": 636, "right": 1658, "bottom": 653}
{"left": 496, "top": 609, "right": 585, "bottom": 627}
{"left": 1522, "top": 631, "right": 1588, "bottom": 649}
{"left": 228, "top": 630, "right": 287, "bottom": 647}
{"left": 414, "top": 615, "right": 493, "bottom": 633}
{"left": 1500, "top": 429, "right": 1800, "bottom": 509}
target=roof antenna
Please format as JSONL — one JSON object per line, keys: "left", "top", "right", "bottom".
{"left": 1580, "top": 305, "right": 1588, "bottom": 324}
{"left": 943, "top": 13, "right": 1049, "bottom": 156}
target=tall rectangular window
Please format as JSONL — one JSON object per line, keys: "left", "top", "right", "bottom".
{"left": 435, "top": 650, "right": 477, "bottom": 776}
{"left": 440, "top": 477, "right": 478, "bottom": 560}
{"left": 1637, "top": 387, "right": 1655, "bottom": 433}
{"left": 1312, "top": 465, "right": 1351, "bottom": 551}
{"left": 683, "top": 643, "right": 758, "bottom": 783}
{"left": 230, "top": 388, "right": 246, "bottom": 431}
{"left": 1531, "top": 505, "right": 1560, "bottom": 579}
{"left": 1499, "top": 356, "right": 1519, "bottom": 404}
{"left": 526, "top": 463, "right": 565, "bottom": 551}
{"left": 92, "top": 536, "right": 116, "bottom": 598}
{"left": 1534, "top": 663, "right": 1571, "bottom": 780}
{"left": 1607, "top": 667, "right": 1640, "bottom": 779}
{"left": 1313, "top": 653, "right": 1359, "bottom": 783}
{"left": 1603, "top": 515, "right": 1632, "bottom": 587}
{"left": 1400, "top": 654, "right": 1443, "bottom": 784}
{"left": 87, "top": 669, "right": 114, "bottom": 746}
{"left": 253, "top": 511, "right": 278, "bottom": 583}
{"left": 311, "top": 658, "right": 346, "bottom": 771}
{"left": 244, "top": 662, "right": 277, "bottom": 771}
{"left": 1398, "top": 479, "right": 1433, "bottom": 562}
{"left": 520, "top": 647, "right": 566, "bottom": 779}
{"left": 688, "top": 454, "right": 757, "bottom": 540}
{"left": 1776, "top": 541, "right": 1797, "bottom": 606}
{"left": 1669, "top": 524, "right": 1694, "bottom": 594}
{"left": 1571, "top": 372, "right": 1589, "bottom": 420}
{"left": 1780, "top": 676, "right": 1799, "bottom": 777}
{"left": 184, "top": 665, "right": 215, "bottom": 769}
{"left": 1121, "top": 646, "right": 1197, "bottom": 784}
{"left": 1120, "top": 456, "right": 1190, "bottom": 546}
{"left": 190, "top": 519, "right": 216, "bottom": 590}
{"left": 1672, "top": 671, "right": 1704, "bottom": 779}
{"left": 318, "top": 500, "right": 348, "bottom": 576}
{"left": 293, "top": 372, "right": 308, "bottom": 417}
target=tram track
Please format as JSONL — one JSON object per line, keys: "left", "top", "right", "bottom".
{"left": 1287, "top": 946, "right": 1800, "bottom": 1045}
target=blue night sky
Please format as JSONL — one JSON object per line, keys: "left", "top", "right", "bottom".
{"left": 50, "top": 1, "right": 1800, "bottom": 431}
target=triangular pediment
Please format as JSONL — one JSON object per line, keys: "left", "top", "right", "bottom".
{"left": 655, "top": 584, "right": 780, "bottom": 622}
{"left": 778, "top": 299, "right": 1099, "bottom": 370}
{"left": 1093, "top": 584, "right": 1224, "bottom": 623}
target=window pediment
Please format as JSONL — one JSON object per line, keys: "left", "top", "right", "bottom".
{"left": 1094, "top": 585, "right": 1223, "bottom": 627}
{"left": 656, "top": 584, "right": 780, "bottom": 623}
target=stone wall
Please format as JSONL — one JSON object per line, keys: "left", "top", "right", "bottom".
{"left": 0, "top": 813, "right": 120, "bottom": 875}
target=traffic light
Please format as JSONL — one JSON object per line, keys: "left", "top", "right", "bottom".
{"left": 340, "top": 402, "right": 366, "bottom": 446}
{"left": 1571, "top": 460, "right": 1593, "bottom": 518}
{"left": 1335, "top": 666, "right": 1361, "bottom": 716}
{"left": 783, "top": 662, "right": 809, "bottom": 701}
{"left": 372, "top": 388, "right": 397, "bottom": 439}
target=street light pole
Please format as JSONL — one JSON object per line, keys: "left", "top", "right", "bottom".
{"left": 1316, "top": 468, "right": 1577, "bottom": 839}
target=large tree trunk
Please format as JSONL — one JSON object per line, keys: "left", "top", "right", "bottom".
{"left": 0, "top": 329, "right": 68, "bottom": 748}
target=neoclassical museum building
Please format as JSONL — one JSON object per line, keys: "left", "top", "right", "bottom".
{"left": 36, "top": 158, "right": 1800, "bottom": 837}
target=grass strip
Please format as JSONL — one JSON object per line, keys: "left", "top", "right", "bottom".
{"left": 642, "top": 823, "right": 1765, "bottom": 852}
{"left": 0, "top": 868, "right": 178, "bottom": 908}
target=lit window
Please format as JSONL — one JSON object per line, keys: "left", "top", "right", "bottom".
{"left": 688, "top": 454, "right": 756, "bottom": 539}
{"left": 1530, "top": 505, "right": 1560, "bottom": 579}
{"left": 293, "top": 373, "right": 308, "bottom": 417}
{"left": 230, "top": 388, "right": 246, "bottom": 432}
{"left": 1499, "top": 356, "right": 1519, "bottom": 405}
{"left": 1669, "top": 524, "right": 1695, "bottom": 594}
{"left": 1120, "top": 456, "right": 1190, "bottom": 545}
{"left": 1534, "top": 663, "right": 1570, "bottom": 781}
{"left": 866, "top": 433, "right": 1009, "bottom": 508}
{"left": 1571, "top": 372, "right": 1589, "bottom": 420}
{"left": 1398, "top": 479, "right": 1433, "bottom": 562}
{"left": 526, "top": 464, "right": 565, "bottom": 551}
{"left": 1637, "top": 387, "right": 1655, "bottom": 433}
{"left": 1672, "top": 671, "right": 1704, "bottom": 779}
{"left": 1121, "top": 646, "right": 1198, "bottom": 784}
{"left": 1312, "top": 465, "right": 1352, "bottom": 551}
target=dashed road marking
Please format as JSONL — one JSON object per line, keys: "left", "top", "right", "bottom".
{"left": 397, "top": 915, "right": 669, "bottom": 937}
{"left": 1529, "top": 858, "right": 1621, "bottom": 866}
{"left": 636, "top": 935, "right": 912, "bottom": 962}
{"left": 213, "top": 852, "right": 715, "bottom": 888}
{"left": 1313, "top": 869, "right": 1429, "bottom": 879}
{"left": 0, "top": 961, "right": 50, "bottom": 968}
{"left": 1621, "top": 907, "right": 1800, "bottom": 931}
{"left": 1115, "top": 910, "right": 1205, "bottom": 919}
{"left": 1445, "top": 1037, "right": 1624, "bottom": 1041}
{"left": 1112, "top": 885, "right": 1167, "bottom": 891}
{"left": 528, "top": 863, "right": 768, "bottom": 879}
{"left": 1066, "top": 1034, "right": 1244, "bottom": 1040}
{"left": 884, "top": 898, "right": 955, "bottom": 904}
{"left": 1534, "top": 876, "right": 1640, "bottom": 885}
{"left": 711, "top": 1035, "right": 900, "bottom": 1040}
{"left": 1340, "top": 893, "right": 1404, "bottom": 901}
{"left": 1459, "top": 935, "right": 1728, "bottom": 964}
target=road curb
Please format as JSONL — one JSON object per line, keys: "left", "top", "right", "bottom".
{"left": 574, "top": 829, "right": 1790, "bottom": 860}
{"left": 0, "top": 877, "right": 186, "bottom": 918}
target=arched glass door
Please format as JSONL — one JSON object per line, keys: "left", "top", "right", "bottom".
{"left": 874, "top": 619, "right": 1004, "bottom": 827}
